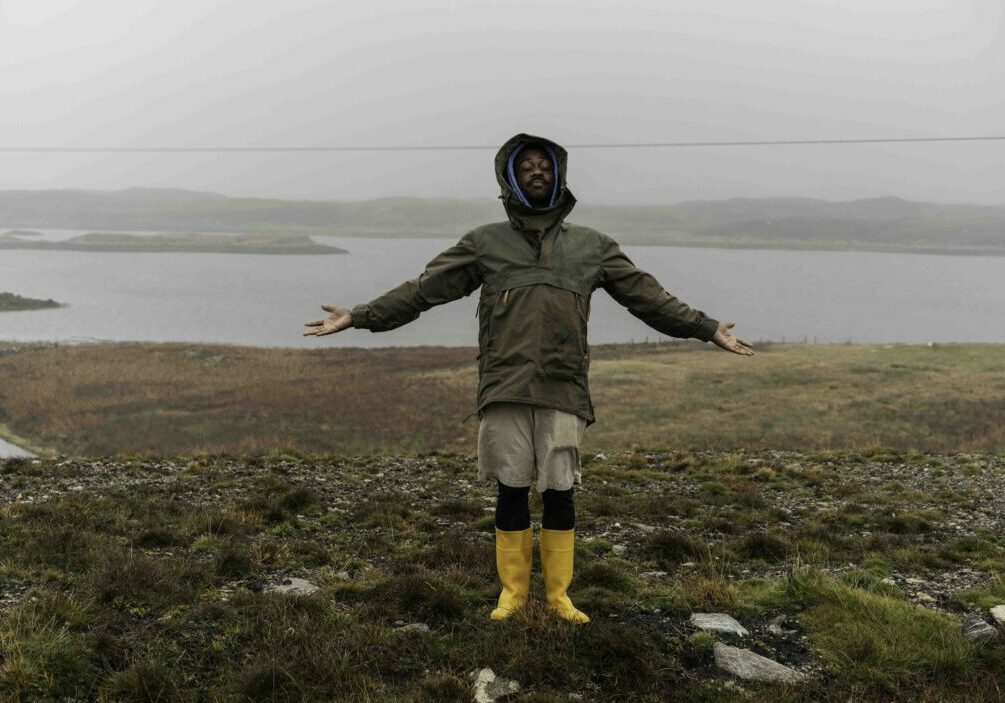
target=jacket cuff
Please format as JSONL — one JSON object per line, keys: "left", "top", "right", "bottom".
{"left": 692, "top": 317, "right": 720, "bottom": 342}
{"left": 350, "top": 304, "right": 371, "bottom": 329}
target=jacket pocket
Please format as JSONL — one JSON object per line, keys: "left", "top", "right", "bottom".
{"left": 477, "top": 290, "right": 504, "bottom": 361}
{"left": 539, "top": 292, "right": 588, "bottom": 381}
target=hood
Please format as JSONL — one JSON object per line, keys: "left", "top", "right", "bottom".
{"left": 494, "top": 133, "right": 577, "bottom": 231}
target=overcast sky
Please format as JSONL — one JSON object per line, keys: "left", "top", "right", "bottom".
{"left": 1, "top": 0, "right": 1003, "bottom": 205}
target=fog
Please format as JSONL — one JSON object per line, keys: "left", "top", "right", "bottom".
{"left": 1, "top": 0, "right": 1003, "bottom": 205}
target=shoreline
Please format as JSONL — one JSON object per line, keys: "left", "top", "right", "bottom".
{"left": 0, "top": 423, "right": 49, "bottom": 458}
{"left": 1, "top": 226, "right": 1002, "bottom": 258}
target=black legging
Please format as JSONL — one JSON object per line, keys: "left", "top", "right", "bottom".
{"left": 495, "top": 479, "right": 575, "bottom": 531}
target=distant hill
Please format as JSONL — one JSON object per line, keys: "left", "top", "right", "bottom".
{"left": 2, "top": 188, "right": 1003, "bottom": 255}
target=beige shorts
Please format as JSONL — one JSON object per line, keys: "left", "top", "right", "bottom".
{"left": 477, "top": 401, "right": 588, "bottom": 493}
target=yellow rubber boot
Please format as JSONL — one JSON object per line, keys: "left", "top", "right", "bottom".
{"left": 490, "top": 526, "right": 533, "bottom": 620}
{"left": 538, "top": 527, "right": 590, "bottom": 624}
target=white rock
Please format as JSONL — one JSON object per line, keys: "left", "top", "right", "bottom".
{"left": 914, "top": 592, "right": 936, "bottom": 604}
{"left": 593, "top": 453, "right": 607, "bottom": 462}
{"left": 469, "top": 668, "right": 520, "bottom": 703}
{"left": 690, "top": 613, "right": 750, "bottom": 637}
{"left": 963, "top": 613, "right": 997, "bottom": 641}
{"left": 612, "top": 544, "right": 627, "bottom": 556}
{"left": 267, "top": 577, "right": 318, "bottom": 596}
{"left": 394, "top": 623, "right": 430, "bottom": 634}
{"left": 990, "top": 605, "right": 1005, "bottom": 627}
{"left": 713, "top": 643, "right": 809, "bottom": 684}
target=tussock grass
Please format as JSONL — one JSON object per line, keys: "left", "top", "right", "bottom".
{"left": 788, "top": 568, "right": 982, "bottom": 697}
{"left": 1, "top": 450, "right": 1003, "bottom": 701}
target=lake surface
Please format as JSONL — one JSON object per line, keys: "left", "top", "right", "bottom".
{"left": 1, "top": 229, "right": 1003, "bottom": 348}
{"left": 0, "top": 438, "right": 34, "bottom": 458}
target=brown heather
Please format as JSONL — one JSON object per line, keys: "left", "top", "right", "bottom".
{"left": 0, "top": 340, "right": 1002, "bottom": 458}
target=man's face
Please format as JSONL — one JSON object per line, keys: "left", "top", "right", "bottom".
{"left": 515, "top": 147, "right": 555, "bottom": 208}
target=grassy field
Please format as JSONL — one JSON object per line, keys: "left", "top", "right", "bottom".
{"left": 1, "top": 449, "right": 1002, "bottom": 701}
{"left": 0, "top": 341, "right": 1002, "bottom": 458}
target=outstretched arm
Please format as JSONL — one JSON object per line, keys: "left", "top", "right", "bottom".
{"left": 597, "top": 234, "right": 753, "bottom": 355}
{"left": 304, "top": 231, "right": 481, "bottom": 337}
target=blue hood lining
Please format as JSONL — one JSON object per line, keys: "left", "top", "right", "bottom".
{"left": 506, "top": 142, "right": 560, "bottom": 208}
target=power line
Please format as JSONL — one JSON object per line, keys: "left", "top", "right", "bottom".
{"left": 2, "top": 135, "right": 1005, "bottom": 153}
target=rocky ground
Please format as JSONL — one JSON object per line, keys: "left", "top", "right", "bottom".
{"left": 1, "top": 448, "right": 1004, "bottom": 702}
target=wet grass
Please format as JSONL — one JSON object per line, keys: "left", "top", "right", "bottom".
{"left": 1, "top": 450, "right": 1003, "bottom": 701}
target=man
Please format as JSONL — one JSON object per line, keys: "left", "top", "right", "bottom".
{"left": 304, "top": 133, "right": 754, "bottom": 624}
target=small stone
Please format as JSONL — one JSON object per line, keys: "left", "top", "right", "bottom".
{"left": 469, "top": 667, "right": 521, "bottom": 702}
{"left": 690, "top": 613, "right": 750, "bottom": 637}
{"left": 632, "top": 522, "right": 656, "bottom": 533}
{"left": 611, "top": 544, "right": 627, "bottom": 556}
{"left": 963, "top": 613, "right": 998, "bottom": 641}
{"left": 905, "top": 577, "right": 926, "bottom": 586}
{"left": 266, "top": 577, "right": 318, "bottom": 596}
{"left": 880, "top": 578, "right": 896, "bottom": 586}
{"left": 640, "top": 571, "right": 668, "bottom": 578}
{"left": 713, "top": 643, "right": 809, "bottom": 684}
{"left": 394, "top": 623, "right": 430, "bottom": 634}
{"left": 990, "top": 605, "right": 1005, "bottom": 627}
{"left": 593, "top": 453, "right": 607, "bottom": 462}
{"left": 681, "top": 561, "right": 696, "bottom": 568}
{"left": 914, "top": 592, "right": 936, "bottom": 604}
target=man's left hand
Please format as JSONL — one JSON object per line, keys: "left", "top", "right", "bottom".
{"left": 712, "top": 321, "right": 754, "bottom": 356}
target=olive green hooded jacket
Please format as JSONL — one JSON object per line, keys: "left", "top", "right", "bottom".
{"left": 351, "top": 133, "right": 720, "bottom": 426}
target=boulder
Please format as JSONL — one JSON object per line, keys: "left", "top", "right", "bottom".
{"left": 689, "top": 613, "right": 749, "bottom": 637}
{"left": 963, "top": 613, "right": 998, "bottom": 641}
{"left": 990, "top": 605, "right": 1005, "bottom": 627}
{"left": 713, "top": 643, "right": 809, "bottom": 684}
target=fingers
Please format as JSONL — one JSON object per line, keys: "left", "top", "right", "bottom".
{"left": 304, "top": 319, "right": 323, "bottom": 327}
{"left": 726, "top": 321, "right": 735, "bottom": 329}
{"left": 321, "top": 304, "right": 338, "bottom": 312}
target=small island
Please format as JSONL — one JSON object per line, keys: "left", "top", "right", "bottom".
{"left": 0, "top": 231, "right": 347, "bottom": 255}
{"left": 1, "top": 229, "right": 44, "bottom": 237}
{"left": 0, "top": 291, "right": 64, "bottom": 312}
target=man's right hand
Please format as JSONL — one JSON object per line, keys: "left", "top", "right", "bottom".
{"left": 303, "top": 304, "right": 353, "bottom": 337}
